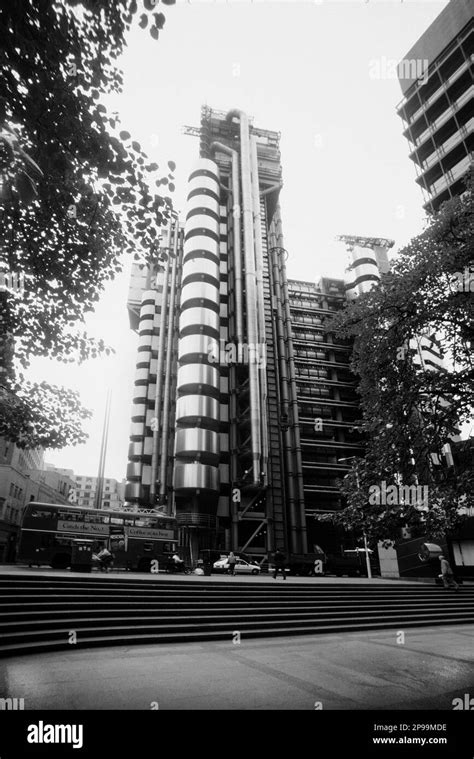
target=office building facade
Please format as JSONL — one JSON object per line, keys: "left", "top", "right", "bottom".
{"left": 0, "top": 444, "right": 72, "bottom": 562}
{"left": 126, "top": 107, "right": 311, "bottom": 561}
{"left": 45, "top": 465, "right": 125, "bottom": 511}
{"left": 396, "top": 0, "right": 473, "bottom": 213}
{"left": 125, "top": 108, "right": 397, "bottom": 561}
{"left": 287, "top": 276, "right": 364, "bottom": 554}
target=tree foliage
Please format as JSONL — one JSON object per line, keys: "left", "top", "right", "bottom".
{"left": 323, "top": 189, "right": 474, "bottom": 543}
{"left": 0, "top": 0, "right": 176, "bottom": 447}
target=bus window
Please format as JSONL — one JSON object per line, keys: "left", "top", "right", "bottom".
{"left": 58, "top": 510, "right": 83, "bottom": 522}
{"left": 84, "top": 512, "right": 108, "bottom": 524}
{"left": 30, "top": 508, "right": 55, "bottom": 519}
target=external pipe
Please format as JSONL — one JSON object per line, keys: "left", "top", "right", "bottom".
{"left": 269, "top": 232, "right": 298, "bottom": 553}
{"left": 226, "top": 109, "right": 261, "bottom": 486}
{"left": 210, "top": 141, "right": 243, "bottom": 346}
{"left": 149, "top": 224, "right": 172, "bottom": 504}
{"left": 250, "top": 135, "right": 268, "bottom": 484}
{"left": 158, "top": 219, "right": 179, "bottom": 506}
{"left": 276, "top": 203, "right": 307, "bottom": 553}
{"left": 210, "top": 140, "right": 242, "bottom": 543}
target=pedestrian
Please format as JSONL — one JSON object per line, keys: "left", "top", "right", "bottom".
{"left": 97, "top": 546, "right": 113, "bottom": 573}
{"left": 273, "top": 549, "right": 287, "bottom": 580}
{"left": 170, "top": 552, "right": 185, "bottom": 573}
{"left": 227, "top": 551, "right": 237, "bottom": 576}
{"left": 438, "top": 554, "right": 459, "bottom": 591}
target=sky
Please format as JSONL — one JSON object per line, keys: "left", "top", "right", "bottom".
{"left": 30, "top": 0, "right": 451, "bottom": 481}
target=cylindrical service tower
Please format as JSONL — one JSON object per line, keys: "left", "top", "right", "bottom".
{"left": 173, "top": 158, "right": 221, "bottom": 535}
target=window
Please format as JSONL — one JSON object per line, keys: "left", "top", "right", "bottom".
{"left": 9, "top": 483, "right": 14, "bottom": 496}
{"left": 30, "top": 507, "right": 54, "bottom": 518}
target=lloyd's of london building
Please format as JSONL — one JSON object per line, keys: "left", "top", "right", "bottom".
{"left": 124, "top": 106, "right": 393, "bottom": 563}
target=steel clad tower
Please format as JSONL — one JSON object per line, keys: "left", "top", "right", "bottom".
{"left": 173, "top": 157, "right": 222, "bottom": 552}
{"left": 125, "top": 106, "right": 307, "bottom": 562}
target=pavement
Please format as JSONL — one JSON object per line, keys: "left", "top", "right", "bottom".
{"left": 0, "top": 563, "right": 425, "bottom": 584}
{"left": 1, "top": 624, "right": 473, "bottom": 710}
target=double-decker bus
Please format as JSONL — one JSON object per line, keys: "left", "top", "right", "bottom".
{"left": 17, "top": 502, "right": 178, "bottom": 572}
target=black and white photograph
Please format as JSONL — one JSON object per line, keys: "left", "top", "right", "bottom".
{"left": 0, "top": 0, "right": 473, "bottom": 752}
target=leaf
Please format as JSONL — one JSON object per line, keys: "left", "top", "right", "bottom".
{"left": 168, "top": 160, "right": 176, "bottom": 171}
{"left": 150, "top": 26, "right": 159, "bottom": 41}
{"left": 153, "top": 12, "right": 166, "bottom": 29}
{"left": 0, "top": 0, "right": 175, "bottom": 448}
{"left": 138, "top": 14, "right": 148, "bottom": 29}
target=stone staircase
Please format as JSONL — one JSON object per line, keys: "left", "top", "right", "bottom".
{"left": 1, "top": 574, "right": 473, "bottom": 657}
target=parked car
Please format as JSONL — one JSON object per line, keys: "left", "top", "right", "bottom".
{"left": 213, "top": 557, "right": 261, "bottom": 575}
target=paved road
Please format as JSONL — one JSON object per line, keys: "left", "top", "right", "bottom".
{"left": 1, "top": 624, "right": 473, "bottom": 710}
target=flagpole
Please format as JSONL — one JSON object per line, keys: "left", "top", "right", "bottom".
{"left": 95, "top": 389, "right": 111, "bottom": 510}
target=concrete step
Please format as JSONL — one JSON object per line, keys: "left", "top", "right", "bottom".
{"left": 2, "top": 603, "right": 473, "bottom": 629}
{"left": 0, "top": 574, "right": 469, "bottom": 657}
{"left": 4, "top": 599, "right": 474, "bottom": 619}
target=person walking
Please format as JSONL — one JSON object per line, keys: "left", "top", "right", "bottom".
{"left": 171, "top": 552, "right": 185, "bottom": 573}
{"left": 438, "top": 554, "right": 459, "bottom": 591}
{"left": 97, "top": 546, "right": 113, "bottom": 573}
{"left": 227, "top": 551, "right": 237, "bottom": 576}
{"left": 273, "top": 549, "right": 287, "bottom": 580}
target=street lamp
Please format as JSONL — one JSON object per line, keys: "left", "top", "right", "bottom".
{"left": 338, "top": 456, "right": 372, "bottom": 579}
